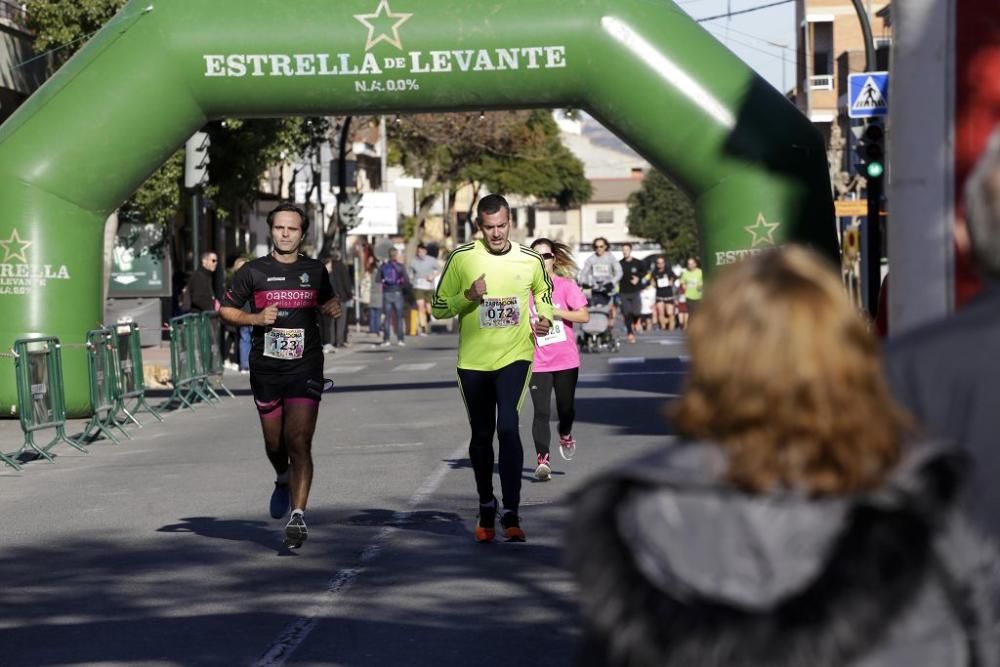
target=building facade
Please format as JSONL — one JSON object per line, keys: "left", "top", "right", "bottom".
{"left": 795, "top": 0, "right": 891, "bottom": 197}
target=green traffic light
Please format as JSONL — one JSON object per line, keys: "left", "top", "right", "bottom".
{"left": 866, "top": 161, "right": 884, "bottom": 179}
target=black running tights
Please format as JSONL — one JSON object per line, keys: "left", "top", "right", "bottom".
{"left": 529, "top": 367, "right": 579, "bottom": 457}
{"left": 457, "top": 360, "right": 531, "bottom": 513}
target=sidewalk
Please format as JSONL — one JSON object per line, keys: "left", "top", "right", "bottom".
{"left": 0, "top": 323, "right": 456, "bottom": 464}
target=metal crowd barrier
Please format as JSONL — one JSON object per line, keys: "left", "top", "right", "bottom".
{"left": 3, "top": 337, "right": 86, "bottom": 469}
{"left": 77, "top": 328, "right": 132, "bottom": 445}
{"left": 114, "top": 322, "right": 163, "bottom": 423}
{"left": 166, "top": 313, "right": 225, "bottom": 409}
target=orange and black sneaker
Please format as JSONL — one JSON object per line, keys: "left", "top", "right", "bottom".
{"left": 500, "top": 511, "right": 526, "bottom": 542}
{"left": 475, "top": 498, "right": 497, "bottom": 543}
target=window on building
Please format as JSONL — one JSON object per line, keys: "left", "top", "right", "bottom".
{"left": 875, "top": 38, "right": 891, "bottom": 71}
{"left": 596, "top": 210, "right": 614, "bottom": 225}
{"left": 549, "top": 210, "right": 566, "bottom": 226}
{"left": 812, "top": 22, "right": 833, "bottom": 76}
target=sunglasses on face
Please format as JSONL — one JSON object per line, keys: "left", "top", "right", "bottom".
{"left": 540, "top": 252, "right": 555, "bottom": 260}
{"left": 594, "top": 244, "right": 607, "bottom": 249}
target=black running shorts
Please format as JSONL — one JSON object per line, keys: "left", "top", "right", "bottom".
{"left": 249, "top": 369, "right": 326, "bottom": 418}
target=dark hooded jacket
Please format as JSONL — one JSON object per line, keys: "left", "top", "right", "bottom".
{"left": 568, "top": 442, "right": 999, "bottom": 667}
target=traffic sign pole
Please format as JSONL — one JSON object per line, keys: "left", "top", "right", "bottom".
{"left": 851, "top": 0, "right": 884, "bottom": 317}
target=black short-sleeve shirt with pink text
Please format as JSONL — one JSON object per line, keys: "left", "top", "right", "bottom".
{"left": 223, "top": 254, "right": 333, "bottom": 375}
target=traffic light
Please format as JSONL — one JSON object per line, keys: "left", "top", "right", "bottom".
{"left": 855, "top": 121, "right": 885, "bottom": 181}
{"left": 184, "top": 131, "right": 210, "bottom": 188}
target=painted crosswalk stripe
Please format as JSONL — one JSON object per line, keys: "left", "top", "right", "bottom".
{"left": 324, "top": 365, "right": 365, "bottom": 374}
{"left": 394, "top": 363, "right": 435, "bottom": 372}
{"left": 608, "top": 357, "right": 646, "bottom": 365}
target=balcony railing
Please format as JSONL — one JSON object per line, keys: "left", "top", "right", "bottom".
{"left": 0, "top": 1, "right": 30, "bottom": 33}
{"left": 809, "top": 75, "right": 834, "bottom": 90}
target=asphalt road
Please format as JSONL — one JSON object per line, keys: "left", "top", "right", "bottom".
{"left": 0, "top": 329, "right": 687, "bottom": 667}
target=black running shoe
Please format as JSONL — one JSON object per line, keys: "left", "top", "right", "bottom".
{"left": 270, "top": 482, "right": 290, "bottom": 519}
{"left": 500, "top": 511, "right": 526, "bottom": 542}
{"left": 284, "top": 512, "right": 308, "bottom": 548}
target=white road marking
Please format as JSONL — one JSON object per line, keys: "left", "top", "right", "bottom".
{"left": 323, "top": 365, "right": 365, "bottom": 374}
{"left": 333, "top": 442, "right": 423, "bottom": 451}
{"left": 608, "top": 357, "right": 646, "bottom": 365}
{"left": 393, "top": 363, "right": 436, "bottom": 372}
{"left": 254, "top": 440, "right": 467, "bottom": 667}
{"left": 579, "top": 370, "right": 688, "bottom": 380}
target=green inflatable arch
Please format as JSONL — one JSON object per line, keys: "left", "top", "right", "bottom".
{"left": 0, "top": 0, "right": 835, "bottom": 416}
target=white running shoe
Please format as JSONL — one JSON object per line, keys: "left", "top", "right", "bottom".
{"left": 535, "top": 453, "right": 552, "bottom": 481}
{"left": 559, "top": 434, "right": 576, "bottom": 461}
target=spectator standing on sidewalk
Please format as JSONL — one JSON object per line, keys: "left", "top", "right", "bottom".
{"left": 569, "top": 247, "right": 999, "bottom": 667}
{"left": 886, "top": 125, "right": 1000, "bottom": 543}
{"left": 232, "top": 257, "right": 251, "bottom": 374}
{"left": 366, "top": 255, "right": 383, "bottom": 334}
{"left": 188, "top": 251, "right": 219, "bottom": 312}
{"left": 323, "top": 250, "right": 353, "bottom": 351}
{"left": 378, "top": 247, "right": 408, "bottom": 346}
{"left": 409, "top": 242, "right": 441, "bottom": 336}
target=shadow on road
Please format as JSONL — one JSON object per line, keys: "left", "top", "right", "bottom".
{"left": 158, "top": 516, "right": 298, "bottom": 556}
{"left": 0, "top": 501, "right": 583, "bottom": 666}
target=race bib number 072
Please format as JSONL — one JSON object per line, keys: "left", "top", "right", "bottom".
{"left": 264, "top": 327, "right": 305, "bottom": 360}
{"left": 479, "top": 296, "right": 520, "bottom": 329}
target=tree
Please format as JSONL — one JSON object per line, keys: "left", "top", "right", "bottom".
{"left": 389, "top": 110, "right": 591, "bottom": 237}
{"left": 463, "top": 111, "right": 591, "bottom": 210}
{"left": 24, "top": 0, "right": 122, "bottom": 62}
{"left": 626, "top": 169, "right": 700, "bottom": 265}
{"left": 204, "top": 117, "right": 329, "bottom": 223}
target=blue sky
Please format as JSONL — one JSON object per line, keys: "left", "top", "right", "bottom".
{"left": 678, "top": 0, "right": 797, "bottom": 94}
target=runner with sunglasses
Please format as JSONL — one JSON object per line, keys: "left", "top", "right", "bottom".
{"left": 528, "top": 238, "right": 589, "bottom": 480}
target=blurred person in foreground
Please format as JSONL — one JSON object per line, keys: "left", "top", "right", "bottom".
{"left": 568, "top": 246, "right": 999, "bottom": 667}
{"left": 886, "top": 125, "right": 1000, "bottom": 543}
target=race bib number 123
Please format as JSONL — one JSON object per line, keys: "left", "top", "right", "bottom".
{"left": 264, "top": 327, "right": 305, "bottom": 360}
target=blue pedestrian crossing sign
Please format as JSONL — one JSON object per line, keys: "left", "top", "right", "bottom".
{"left": 848, "top": 72, "right": 889, "bottom": 118}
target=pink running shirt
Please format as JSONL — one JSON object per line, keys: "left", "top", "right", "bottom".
{"left": 532, "top": 274, "right": 588, "bottom": 372}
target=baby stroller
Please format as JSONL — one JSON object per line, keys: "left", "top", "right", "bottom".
{"left": 578, "top": 304, "right": 621, "bottom": 353}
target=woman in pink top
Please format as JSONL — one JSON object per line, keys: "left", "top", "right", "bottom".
{"left": 529, "top": 238, "right": 590, "bottom": 481}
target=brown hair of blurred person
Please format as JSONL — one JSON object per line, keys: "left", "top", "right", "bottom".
{"left": 672, "top": 246, "right": 911, "bottom": 495}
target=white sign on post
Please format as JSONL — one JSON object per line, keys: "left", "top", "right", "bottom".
{"left": 349, "top": 192, "right": 399, "bottom": 236}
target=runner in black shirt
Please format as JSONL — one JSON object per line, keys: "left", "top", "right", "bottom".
{"left": 650, "top": 255, "right": 676, "bottom": 331}
{"left": 220, "top": 203, "right": 341, "bottom": 548}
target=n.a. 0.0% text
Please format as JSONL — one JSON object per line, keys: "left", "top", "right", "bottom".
{"left": 354, "top": 79, "right": 421, "bottom": 93}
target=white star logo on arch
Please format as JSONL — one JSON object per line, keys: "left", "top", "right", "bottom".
{"left": 0, "top": 229, "right": 32, "bottom": 263}
{"left": 744, "top": 213, "right": 781, "bottom": 248}
{"left": 354, "top": 0, "right": 413, "bottom": 52}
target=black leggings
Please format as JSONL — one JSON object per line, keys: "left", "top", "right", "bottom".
{"left": 529, "top": 367, "right": 579, "bottom": 457}
{"left": 457, "top": 360, "right": 532, "bottom": 513}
